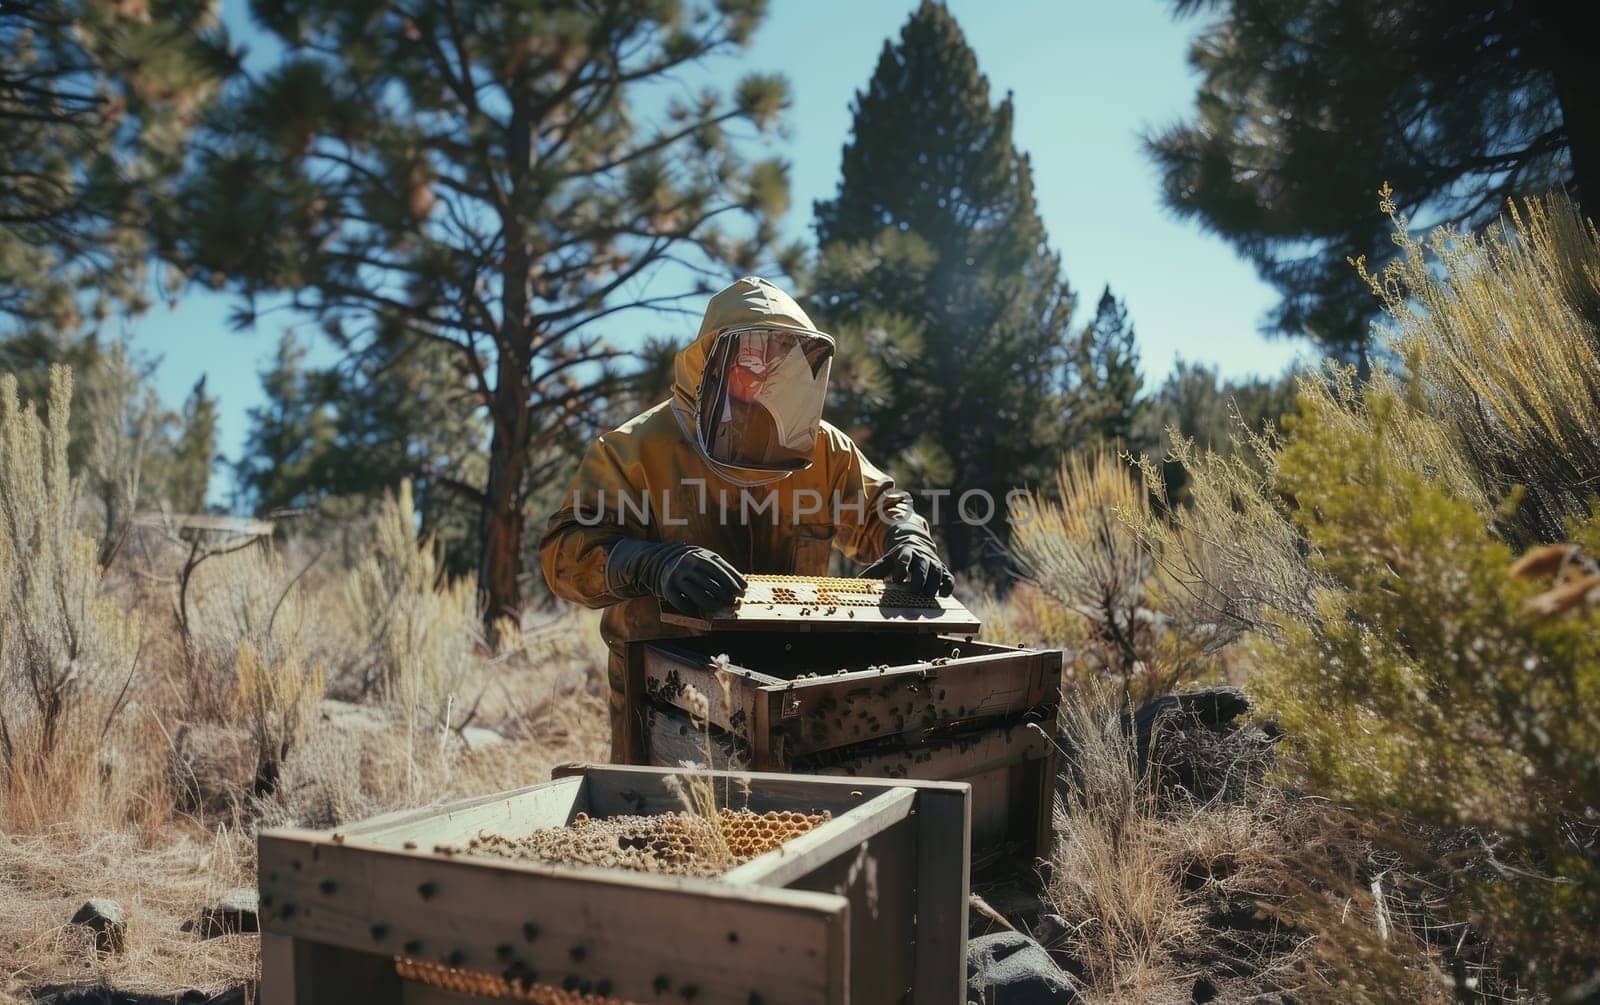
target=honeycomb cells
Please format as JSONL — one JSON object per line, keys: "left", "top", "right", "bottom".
{"left": 402, "top": 809, "right": 834, "bottom": 998}
{"left": 464, "top": 807, "right": 831, "bottom": 877}
{"left": 395, "top": 956, "right": 637, "bottom": 1003}
{"left": 741, "top": 573, "right": 941, "bottom": 609}
{"left": 717, "top": 807, "right": 831, "bottom": 860}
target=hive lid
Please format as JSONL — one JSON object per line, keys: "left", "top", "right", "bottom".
{"left": 659, "top": 573, "right": 982, "bottom": 634}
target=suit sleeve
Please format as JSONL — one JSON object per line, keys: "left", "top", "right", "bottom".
{"left": 825, "top": 426, "right": 928, "bottom": 565}
{"left": 538, "top": 434, "right": 647, "bottom": 608}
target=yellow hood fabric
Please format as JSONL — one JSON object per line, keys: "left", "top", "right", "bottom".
{"left": 538, "top": 276, "right": 926, "bottom": 756}
{"left": 670, "top": 276, "right": 833, "bottom": 485}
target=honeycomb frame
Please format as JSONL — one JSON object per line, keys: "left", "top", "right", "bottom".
{"left": 741, "top": 573, "right": 941, "bottom": 610}
{"left": 457, "top": 806, "right": 832, "bottom": 877}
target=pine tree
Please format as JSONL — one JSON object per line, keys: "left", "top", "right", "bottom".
{"left": 812, "top": 0, "right": 1075, "bottom": 570}
{"left": 176, "top": 0, "right": 795, "bottom": 627}
{"left": 163, "top": 376, "right": 217, "bottom": 514}
{"left": 235, "top": 333, "right": 337, "bottom": 514}
{"left": 325, "top": 336, "right": 488, "bottom": 574}
{"left": 1148, "top": 0, "right": 1597, "bottom": 359}
{"left": 1064, "top": 287, "right": 1146, "bottom": 453}
{"left": 1, "top": 1, "right": 225, "bottom": 338}
{"left": 1135, "top": 360, "right": 1299, "bottom": 501}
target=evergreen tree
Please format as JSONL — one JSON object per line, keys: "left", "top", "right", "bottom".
{"left": 1, "top": 1, "right": 225, "bottom": 338}
{"left": 176, "top": 0, "right": 795, "bottom": 627}
{"left": 1064, "top": 286, "right": 1146, "bottom": 453}
{"left": 163, "top": 376, "right": 217, "bottom": 514}
{"left": 812, "top": 0, "right": 1075, "bottom": 570}
{"left": 810, "top": 230, "right": 931, "bottom": 451}
{"left": 325, "top": 336, "right": 488, "bottom": 574}
{"left": 235, "top": 327, "right": 489, "bottom": 570}
{"left": 1148, "top": 0, "right": 1596, "bottom": 359}
{"left": 1135, "top": 360, "right": 1299, "bottom": 501}
{"left": 234, "top": 333, "right": 337, "bottom": 514}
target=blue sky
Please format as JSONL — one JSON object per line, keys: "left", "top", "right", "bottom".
{"left": 120, "top": 0, "right": 1307, "bottom": 493}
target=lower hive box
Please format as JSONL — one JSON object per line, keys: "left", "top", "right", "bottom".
{"left": 258, "top": 764, "right": 970, "bottom": 1005}
{"left": 626, "top": 585, "right": 1061, "bottom": 872}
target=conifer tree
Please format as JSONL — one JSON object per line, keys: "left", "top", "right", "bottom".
{"left": 1, "top": 1, "right": 225, "bottom": 337}
{"left": 812, "top": 0, "right": 1075, "bottom": 570}
{"left": 164, "top": 376, "right": 217, "bottom": 514}
{"left": 1064, "top": 286, "right": 1146, "bottom": 453}
{"left": 1149, "top": 0, "right": 1596, "bottom": 358}
{"left": 234, "top": 333, "right": 337, "bottom": 514}
{"left": 235, "top": 329, "right": 489, "bottom": 569}
{"left": 177, "top": 0, "right": 794, "bottom": 626}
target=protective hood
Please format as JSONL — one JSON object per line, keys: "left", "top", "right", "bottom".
{"left": 671, "top": 277, "right": 834, "bottom": 485}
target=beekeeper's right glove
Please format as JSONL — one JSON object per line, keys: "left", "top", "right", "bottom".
{"left": 606, "top": 538, "right": 748, "bottom": 617}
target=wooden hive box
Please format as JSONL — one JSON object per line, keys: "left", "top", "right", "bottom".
{"left": 626, "top": 575, "right": 1062, "bottom": 874}
{"left": 259, "top": 764, "right": 969, "bottom": 1005}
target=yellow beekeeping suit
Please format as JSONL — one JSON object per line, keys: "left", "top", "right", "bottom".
{"left": 539, "top": 276, "right": 924, "bottom": 759}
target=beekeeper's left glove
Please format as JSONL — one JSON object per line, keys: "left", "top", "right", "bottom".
{"left": 857, "top": 524, "right": 954, "bottom": 596}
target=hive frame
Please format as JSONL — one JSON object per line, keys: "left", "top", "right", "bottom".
{"left": 659, "top": 573, "right": 982, "bottom": 633}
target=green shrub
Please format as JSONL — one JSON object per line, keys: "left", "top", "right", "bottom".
{"left": 1139, "top": 191, "right": 1600, "bottom": 991}
{"left": 1258, "top": 373, "right": 1600, "bottom": 985}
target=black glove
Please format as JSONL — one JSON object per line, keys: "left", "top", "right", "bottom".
{"left": 858, "top": 523, "right": 954, "bottom": 596}
{"left": 606, "top": 538, "right": 748, "bottom": 616}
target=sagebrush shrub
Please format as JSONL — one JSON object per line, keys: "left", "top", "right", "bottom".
{"left": 188, "top": 544, "right": 324, "bottom": 797}
{"left": 1359, "top": 187, "right": 1600, "bottom": 544}
{"left": 0, "top": 367, "right": 146, "bottom": 829}
{"left": 1136, "top": 191, "right": 1600, "bottom": 992}
{"left": 342, "top": 480, "right": 479, "bottom": 730}
{"left": 1258, "top": 374, "right": 1600, "bottom": 986}
{"left": 1010, "top": 449, "right": 1249, "bottom": 700}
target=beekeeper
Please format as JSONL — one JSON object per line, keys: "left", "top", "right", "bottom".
{"left": 540, "top": 276, "right": 952, "bottom": 759}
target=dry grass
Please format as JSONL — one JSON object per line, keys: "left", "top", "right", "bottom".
{"left": 0, "top": 359, "right": 609, "bottom": 998}
{"left": 0, "top": 596, "right": 608, "bottom": 999}
{"left": 1044, "top": 681, "right": 1521, "bottom": 1003}
{"left": 185, "top": 545, "right": 324, "bottom": 800}
{"left": 1047, "top": 683, "right": 1199, "bottom": 998}
{"left": 0, "top": 825, "right": 255, "bottom": 1001}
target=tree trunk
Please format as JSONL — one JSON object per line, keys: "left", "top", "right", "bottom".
{"left": 479, "top": 348, "right": 531, "bottom": 634}
{"left": 1542, "top": 6, "right": 1600, "bottom": 214}
{"left": 481, "top": 73, "right": 534, "bottom": 638}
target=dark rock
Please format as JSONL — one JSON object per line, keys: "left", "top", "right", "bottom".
{"left": 68, "top": 898, "right": 126, "bottom": 955}
{"left": 186, "top": 888, "right": 259, "bottom": 939}
{"left": 1030, "top": 913, "right": 1071, "bottom": 947}
{"left": 1132, "top": 686, "right": 1252, "bottom": 769}
{"left": 1132, "top": 687, "right": 1281, "bottom": 803}
{"left": 966, "top": 931, "right": 1077, "bottom": 1004}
